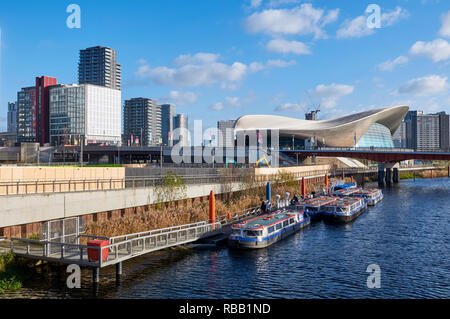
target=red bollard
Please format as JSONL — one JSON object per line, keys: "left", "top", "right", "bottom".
{"left": 302, "top": 177, "right": 306, "bottom": 198}
{"left": 209, "top": 190, "right": 215, "bottom": 230}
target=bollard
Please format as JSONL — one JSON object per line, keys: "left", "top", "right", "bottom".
{"left": 324, "top": 174, "right": 329, "bottom": 194}
{"left": 266, "top": 182, "right": 271, "bottom": 202}
{"left": 209, "top": 190, "right": 215, "bottom": 230}
{"left": 301, "top": 177, "right": 306, "bottom": 198}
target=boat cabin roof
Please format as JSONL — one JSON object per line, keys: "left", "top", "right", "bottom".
{"left": 324, "top": 197, "right": 363, "bottom": 208}
{"left": 297, "top": 196, "right": 337, "bottom": 207}
{"left": 232, "top": 210, "right": 302, "bottom": 230}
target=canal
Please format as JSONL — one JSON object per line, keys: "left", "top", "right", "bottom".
{"left": 1, "top": 178, "right": 449, "bottom": 299}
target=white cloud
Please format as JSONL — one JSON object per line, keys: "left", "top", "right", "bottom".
{"left": 336, "top": 16, "right": 374, "bottom": 39}
{"left": 266, "top": 38, "right": 311, "bottom": 55}
{"left": 308, "top": 83, "right": 355, "bottom": 108}
{"left": 409, "top": 38, "right": 450, "bottom": 62}
{"left": 266, "top": 59, "right": 296, "bottom": 67}
{"left": 440, "top": 11, "right": 450, "bottom": 37}
{"left": 275, "top": 102, "right": 305, "bottom": 112}
{"left": 397, "top": 75, "right": 448, "bottom": 96}
{"left": 134, "top": 53, "right": 294, "bottom": 88}
{"left": 269, "top": 0, "right": 301, "bottom": 7}
{"left": 244, "top": 3, "right": 339, "bottom": 39}
{"left": 160, "top": 90, "right": 198, "bottom": 106}
{"left": 210, "top": 102, "right": 224, "bottom": 111}
{"left": 378, "top": 56, "right": 409, "bottom": 71}
{"left": 381, "top": 6, "right": 408, "bottom": 27}
{"left": 173, "top": 53, "right": 220, "bottom": 66}
{"left": 337, "top": 6, "right": 407, "bottom": 39}
{"left": 226, "top": 97, "right": 241, "bottom": 107}
{"left": 210, "top": 96, "right": 243, "bottom": 112}
{"left": 250, "top": 0, "right": 263, "bottom": 8}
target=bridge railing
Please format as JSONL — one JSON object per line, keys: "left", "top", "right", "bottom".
{"left": 10, "top": 220, "right": 222, "bottom": 268}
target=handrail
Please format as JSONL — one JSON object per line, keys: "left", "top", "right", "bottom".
{"left": 10, "top": 220, "right": 223, "bottom": 267}
{"left": 0, "top": 169, "right": 333, "bottom": 196}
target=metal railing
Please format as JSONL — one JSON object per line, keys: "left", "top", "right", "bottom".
{"left": 0, "top": 170, "right": 331, "bottom": 196}
{"left": 10, "top": 220, "right": 222, "bottom": 268}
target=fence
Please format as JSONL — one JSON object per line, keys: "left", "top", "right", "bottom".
{"left": 0, "top": 169, "right": 331, "bottom": 196}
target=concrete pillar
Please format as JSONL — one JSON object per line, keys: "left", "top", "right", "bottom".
{"left": 385, "top": 168, "right": 392, "bottom": 186}
{"left": 378, "top": 166, "right": 385, "bottom": 187}
{"left": 393, "top": 168, "right": 399, "bottom": 184}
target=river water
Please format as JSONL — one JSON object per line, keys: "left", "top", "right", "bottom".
{"left": 2, "top": 178, "right": 449, "bottom": 299}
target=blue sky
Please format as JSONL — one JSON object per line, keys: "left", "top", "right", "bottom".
{"left": 1, "top": 0, "right": 450, "bottom": 132}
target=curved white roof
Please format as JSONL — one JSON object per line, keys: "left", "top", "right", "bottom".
{"left": 234, "top": 105, "right": 409, "bottom": 147}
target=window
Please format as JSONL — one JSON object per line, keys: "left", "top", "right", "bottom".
{"left": 289, "top": 218, "right": 294, "bottom": 224}
{"left": 232, "top": 229, "right": 241, "bottom": 236}
{"left": 283, "top": 220, "right": 289, "bottom": 227}
{"left": 244, "top": 230, "right": 262, "bottom": 237}
{"left": 276, "top": 223, "right": 282, "bottom": 230}
{"left": 268, "top": 226, "right": 275, "bottom": 234}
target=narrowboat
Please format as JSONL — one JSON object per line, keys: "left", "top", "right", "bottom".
{"left": 294, "top": 196, "right": 337, "bottom": 221}
{"left": 322, "top": 197, "right": 367, "bottom": 224}
{"left": 228, "top": 209, "right": 310, "bottom": 249}
{"left": 351, "top": 188, "right": 383, "bottom": 206}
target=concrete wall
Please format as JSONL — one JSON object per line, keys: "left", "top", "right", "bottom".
{"left": 0, "top": 167, "right": 125, "bottom": 195}
{"left": 0, "top": 181, "right": 246, "bottom": 229}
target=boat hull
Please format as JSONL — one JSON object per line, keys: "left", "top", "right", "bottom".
{"left": 323, "top": 203, "right": 367, "bottom": 224}
{"left": 228, "top": 218, "right": 310, "bottom": 249}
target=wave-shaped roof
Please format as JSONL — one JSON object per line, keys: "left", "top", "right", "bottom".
{"left": 234, "top": 106, "right": 409, "bottom": 147}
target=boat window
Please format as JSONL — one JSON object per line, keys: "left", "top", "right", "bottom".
{"left": 244, "top": 230, "right": 262, "bottom": 237}
{"left": 276, "top": 223, "right": 282, "bottom": 230}
{"left": 231, "top": 229, "right": 241, "bottom": 236}
{"left": 324, "top": 206, "right": 335, "bottom": 212}
{"left": 289, "top": 218, "right": 295, "bottom": 224}
{"left": 283, "top": 220, "right": 289, "bottom": 227}
{"left": 268, "top": 226, "right": 275, "bottom": 234}
{"left": 309, "top": 207, "right": 318, "bottom": 212}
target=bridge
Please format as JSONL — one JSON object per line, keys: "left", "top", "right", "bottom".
{"left": 9, "top": 207, "right": 261, "bottom": 284}
{"left": 281, "top": 148, "right": 450, "bottom": 163}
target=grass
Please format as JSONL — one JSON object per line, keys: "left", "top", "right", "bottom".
{"left": 0, "top": 252, "right": 24, "bottom": 294}
{"left": 84, "top": 175, "right": 330, "bottom": 239}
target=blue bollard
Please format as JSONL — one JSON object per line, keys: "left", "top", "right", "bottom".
{"left": 266, "top": 182, "right": 271, "bottom": 202}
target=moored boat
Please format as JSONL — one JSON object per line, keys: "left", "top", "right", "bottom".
{"left": 322, "top": 197, "right": 367, "bottom": 224}
{"left": 294, "top": 196, "right": 337, "bottom": 221}
{"left": 351, "top": 188, "right": 383, "bottom": 206}
{"left": 228, "top": 209, "right": 310, "bottom": 249}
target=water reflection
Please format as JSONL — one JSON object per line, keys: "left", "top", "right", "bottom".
{"left": 2, "top": 179, "right": 450, "bottom": 299}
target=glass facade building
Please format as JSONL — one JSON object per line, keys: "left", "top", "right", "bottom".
{"left": 49, "top": 84, "right": 121, "bottom": 146}
{"left": 356, "top": 123, "right": 394, "bottom": 148}
{"left": 123, "top": 98, "right": 161, "bottom": 146}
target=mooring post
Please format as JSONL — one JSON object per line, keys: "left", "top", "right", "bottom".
{"left": 93, "top": 267, "right": 100, "bottom": 284}
{"left": 209, "top": 190, "right": 215, "bottom": 230}
{"left": 301, "top": 177, "right": 306, "bottom": 198}
{"left": 116, "top": 262, "right": 122, "bottom": 277}
{"left": 266, "top": 182, "right": 271, "bottom": 202}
